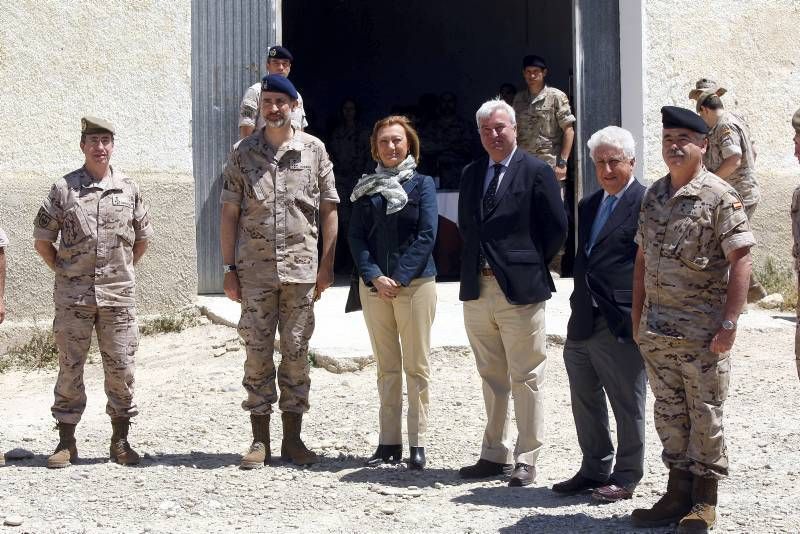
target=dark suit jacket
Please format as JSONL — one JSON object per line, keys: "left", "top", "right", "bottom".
{"left": 458, "top": 149, "right": 567, "bottom": 304}
{"left": 566, "top": 179, "right": 646, "bottom": 341}
{"left": 348, "top": 173, "right": 438, "bottom": 287}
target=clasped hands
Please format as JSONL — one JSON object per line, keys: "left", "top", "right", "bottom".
{"left": 372, "top": 275, "right": 401, "bottom": 301}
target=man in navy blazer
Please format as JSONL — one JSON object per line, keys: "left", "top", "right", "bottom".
{"left": 457, "top": 98, "right": 567, "bottom": 487}
{"left": 552, "top": 126, "right": 647, "bottom": 503}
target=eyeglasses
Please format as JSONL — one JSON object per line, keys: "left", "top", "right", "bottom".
{"left": 593, "top": 158, "right": 630, "bottom": 168}
{"left": 479, "top": 124, "right": 512, "bottom": 136}
{"left": 84, "top": 136, "right": 113, "bottom": 147}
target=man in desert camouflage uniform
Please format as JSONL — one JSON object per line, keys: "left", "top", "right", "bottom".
{"left": 630, "top": 107, "right": 754, "bottom": 532}
{"left": 0, "top": 227, "right": 7, "bottom": 466}
{"left": 238, "top": 45, "right": 307, "bottom": 139}
{"left": 33, "top": 117, "right": 153, "bottom": 469}
{"left": 690, "top": 78, "right": 766, "bottom": 302}
{"left": 512, "top": 54, "right": 574, "bottom": 273}
{"left": 220, "top": 74, "right": 338, "bottom": 469}
{"left": 790, "top": 107, "right": 800, "bottom": 381}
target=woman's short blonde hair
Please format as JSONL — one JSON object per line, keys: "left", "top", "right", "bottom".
{"left": 370, "top": 115, "right": 421, "bottom": 164}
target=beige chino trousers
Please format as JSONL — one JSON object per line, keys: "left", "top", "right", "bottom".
{"left": 463, "top": 275, "right": 547, "bottom": 466}
{"left": 360, "top": 277, "right": 436, "bottom": 447}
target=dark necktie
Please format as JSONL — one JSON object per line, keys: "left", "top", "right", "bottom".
{"left": 586, "top": 194, "right": 617, "bottom": 255}
{"left": 483, "top": 163, "right": 503, "bottom": 214}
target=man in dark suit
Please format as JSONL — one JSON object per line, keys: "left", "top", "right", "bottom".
{"left": 457, "top": 98, "right": 567, "bottom": 487}
{"left": 551, "top": 126, "right": 647, "bottom": 503}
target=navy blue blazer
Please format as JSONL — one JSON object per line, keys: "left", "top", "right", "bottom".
{"left": 458, "top": 149, "right": 567, "bottom": 304}
{"left": 348, "top": 173, "right": 438, "bottom": 286}
{"left": 566, "top": 179, "right": 646, "bottom": 341}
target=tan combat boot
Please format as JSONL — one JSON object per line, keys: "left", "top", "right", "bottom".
{"left": 280, "top": 412, "right": 319, "bottom": 465}
{"left": 631, "top": 468, "right": 693, "bottom": 527}
{"left": 240, "top": 414, "right": 270, "bottom": 470}
{"left": 109, "top": 417, "right": 141, "bottom": 465}
{"left": 677, "top": 476, "right": 718, "bottom": 533}
{"left": 47, "top": 422, "right": 78, "bottom": 469}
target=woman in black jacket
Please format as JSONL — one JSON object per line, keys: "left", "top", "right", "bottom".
{"left": 348, "top": 115, "right": 438, "bottom": 470}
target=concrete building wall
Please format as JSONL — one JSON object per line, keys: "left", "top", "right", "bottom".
{"left": 0, "top": 1, "right": 197, "bottom": 331}
{"left": 643, "top": 0, "right": 800, "bottom": 269}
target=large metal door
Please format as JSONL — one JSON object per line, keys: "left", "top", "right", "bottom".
{"left": 191, "top": 0, "right": 279, "bottom": 293}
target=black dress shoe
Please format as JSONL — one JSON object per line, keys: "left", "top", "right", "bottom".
{"left": 509, "top": 463, "right": 535, "bottom": 487}
{"left": 365, "top": 444, "right": 402, "bottom": 467}
{"left": 551, "top": 472, "right": 608, "bottom": 495}
{"left": 408, "top": 446, "right": 426, "bottom": 470}
{"left": 459, "top": 458, "right": 513, "bottom": 479}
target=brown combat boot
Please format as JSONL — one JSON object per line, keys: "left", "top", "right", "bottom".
{"left": 240, "top": 414, "right": 270, "bottom": 470}
{"left": 47, "top": 422, "right": 78, "bottom": 469}
{"left": 677, "top": 476, "right": 718, "bottom": 533}
{"left": 109, "top": 417, "right": 140, "bottom": 465}
{"left": 631, "top": 468, "right": 693, "bottom": 527}
{"left": 280, "top": 412, "right": 319, "bottom": 465}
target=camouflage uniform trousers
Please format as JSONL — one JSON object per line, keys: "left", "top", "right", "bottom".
{"left": 795, "top": 274, "right": 800, "bottom": 380}
{"left": 638, "top": 332, "right": 730, "bottom": 480}
{"left": 239, "top": 282, "right": 316, "bottom": 415}
{"left": 52, "top": 305, "right": 139, "bottom": 424}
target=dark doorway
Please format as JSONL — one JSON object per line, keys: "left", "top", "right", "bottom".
{"left": 283, "top": 0, "right": 576, "bottom": 276}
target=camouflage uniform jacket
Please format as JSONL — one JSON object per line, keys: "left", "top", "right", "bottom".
{"left": 220, "top": 129, "right": 339, "bottom": 286}
{"left": 512, "top": 85, "right": 576, "bottom": 167}
{"left": 33, "top": 167, "right": 153, "bottom": 307}
{"left": 791, "top": 185, "right": 800, "bottom": 271}
{"left": 704, "top": 111, "right": 760, "bottom": 206}
{"left": 635, "top": 170, "right": 755, "bottom": 341}
{"left": 239, "top": 82, "right": 308, "bottom": 131}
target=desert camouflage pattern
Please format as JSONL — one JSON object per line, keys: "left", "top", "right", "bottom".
{"left": 704, "top": 111, "right": 760, "bottom": 207}
{"left": 512, "top": 85, "right": 576, "bottom": 167}
{"left": 239, "top": 82, "right": 308, "bottom": 131}
{"left": 51, "top": 305, "right": 139, "bottom": 424}
{"left": 792, "top": 186, "right": 800, "bottom": 378}
{"left": 637, "top": 334, "right": 729, "bottom": 479}
{"left": 635, "top": 170, "right": 755, "bottom": 341}
{"left": 220, "top": 129, "right": 339, "bottom": 285}
{"left": 33, "top": 167, "right": 153, "bottom": 307}
{"left": 239, "top": 282, "right": 315, "bottom": 414}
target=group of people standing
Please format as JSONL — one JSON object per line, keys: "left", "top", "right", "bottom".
{"left": 2, "top": 42, "right": 800, "bottom": 534}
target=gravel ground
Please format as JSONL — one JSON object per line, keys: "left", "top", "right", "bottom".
{"left": 1, "top": 311, "right": 799, "bottom": 533}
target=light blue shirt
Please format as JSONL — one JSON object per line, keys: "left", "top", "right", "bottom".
{"left": 483, "top": 147, "right": 517, "bottom": 194}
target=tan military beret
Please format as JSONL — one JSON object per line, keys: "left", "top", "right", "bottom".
{"left": 793, "top": 108, "right": 800, "bottom": 134}
{"left": 81, "top": 116, "right": 115, "bottom": 135}
{"left": 688, "top": 78, "right": 727, "bottom": 101}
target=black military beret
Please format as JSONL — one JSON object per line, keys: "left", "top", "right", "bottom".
{"left": 267, "top": 45, "right": 293, "bottom": 62}
{"left": 661, "top": 106, "right": 708, "bottom": 135}
{"left": 522, "top": 54, "right": 547, "bottom": 69}
{"left": 261, "top": 74, "right": 298, "bottom": 100}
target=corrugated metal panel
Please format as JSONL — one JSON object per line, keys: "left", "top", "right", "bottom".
{"left": 191, "top": 0, "right": 278, "bottom": 293}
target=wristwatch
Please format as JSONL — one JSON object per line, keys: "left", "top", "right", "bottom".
{"left": 721, "top": 319, "right": 736, "bottom": 331}
{"left": 556, "top": 156, "right": 568, "bottom": 168}
{"left": 223, "top": 264, "right": 237, "bottom": 274}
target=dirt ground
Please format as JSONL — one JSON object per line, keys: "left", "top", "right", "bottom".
{"left": 1, "top": 310, "right": 798, "bottom": 534}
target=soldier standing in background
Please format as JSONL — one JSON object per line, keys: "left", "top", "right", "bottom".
{"left": 238, "top": 46, "right": 308, "bottom": 139}
{"left": 690, "top": 78, "right": 766, "bottom": 302}
{"left": 220, "top": 75, "right": 338, "bottom": 470}
{"left": 631, "top": 107, "right": 754, "bottom": 532}
{"left": 0, "top": 226, "right": 7, "bottom": 467}
{"left": 790, "top": 107, "right": 800, "bottom": 380}
{"left": 33, "top": 117, "right": 153, "bottom": 469}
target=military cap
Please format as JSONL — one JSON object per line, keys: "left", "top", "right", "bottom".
{"left": 261, "top": 74, "right": 299, "bottom": 100}
{"left": 522, "top": 54, "right": 547, "bottom": 69}
{"left": 267, "top": 45, "right": 294, "bottom": 62}
{"left": 661, "top": 106, "right": 709, "bottom": 135}
{"left": 688, "top": 78, "right": 727, "bottom": 100}
{"left": 793, "top": 108, "right": 800, "bottom": 134}
{"left": 81, "top": 116, "right": 115, "bottom": 135}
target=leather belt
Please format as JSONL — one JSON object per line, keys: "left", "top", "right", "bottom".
{"left": 480, "top": 268, "right": 495, "bottom": 277}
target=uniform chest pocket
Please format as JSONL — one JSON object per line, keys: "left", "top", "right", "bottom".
{"left": 668, "top": 214, "right": 713, "bottom": 271}
{"left": 246, "top": 170, "right": 273, "bottom": 202}
{"left": 61, "top": 205, "right": 93, "bottom": 247}
{"left": 533, "top": 106, "right": 557, "bottom": 138}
